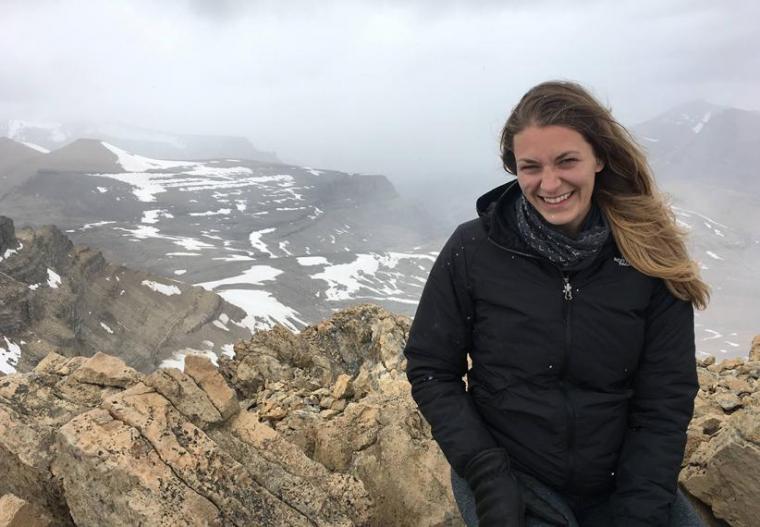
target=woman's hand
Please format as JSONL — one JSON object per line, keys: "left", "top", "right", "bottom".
{"left": 464, "top": 448, "right": 526, "bottom": 527}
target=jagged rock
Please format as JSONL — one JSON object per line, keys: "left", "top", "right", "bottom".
{"left": 143, "top": 368, "right": 224, "bottom": 428}
{"left": 714, "top": 392, "right": 743, "bottom": 412}
{"left": 719, "top": 376, "right": 753, "bottom": 395}
{"left": 681, "top": 347, "right": 760, "bottom": 527}
{"left": 709, "top": 357, "right": 744, "bottom": 373}
{"left": 681, "top": 405, "right": 760, "bottom": 527}
{"left": 5, "top": 305, "right": 756, "bottom": 527}
{"left": 751, "top": 335, "right": 760, "bottom": 362}
{"left": 0, "top": 218, "right": 251, "bottom": 373}
{"left": 1, "top": 344, "right": 374, "bottom": 526}
{"left": 69, "top": 351, "right": 139, "bottom": 388}
{"left": 0, "top": 493, "right": 52, "bottom": 527}
{"left": 332, "top": 373, "right": 354, "bottom": 400}
{"left": 52, "top": 408, "right": 223, "bottom": 526}
{"left": 183, "top": 354, "right": 239, "bottom": 420}
{"left": 699, "top": 355, "right": 716, "bottom": 367}
{"left": 222, "top": 304, "right": 462, "bottom": 526}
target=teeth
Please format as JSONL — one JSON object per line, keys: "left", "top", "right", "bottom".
{"left": 543, "top": 192, "right": 572, "bottom": 204}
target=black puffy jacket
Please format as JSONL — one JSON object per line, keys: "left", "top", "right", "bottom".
{"left": 404, "top": 180, "right": 698, "bottom": 526}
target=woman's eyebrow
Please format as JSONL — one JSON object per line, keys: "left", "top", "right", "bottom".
{"left": 517, "top": 151, "right": 581, "bottom": 163}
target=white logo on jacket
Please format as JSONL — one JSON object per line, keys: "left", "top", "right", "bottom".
{"left": 614, "top": 256, "right": 631, "bottom": 267}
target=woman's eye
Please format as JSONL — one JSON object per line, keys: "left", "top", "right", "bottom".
{"left": 519, "top": 165, "right": 538, "bottom": 172}
{"left": 560, "top": 158, "right": 578, "bottom": 165}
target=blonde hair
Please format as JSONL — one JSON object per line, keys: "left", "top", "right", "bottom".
{"left": 500, "top": 80, "right": 710, "bottom": 309}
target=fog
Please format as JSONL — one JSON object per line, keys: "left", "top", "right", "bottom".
{"left": 2, "top": 0, "right": 759, "bottom": 205}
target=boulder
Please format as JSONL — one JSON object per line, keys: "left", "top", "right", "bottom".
{"left": 681, "top": 343, "right": 760, "bottom": 526}
{"left": 0, "top": 493, "right": 52, "bottom": 527}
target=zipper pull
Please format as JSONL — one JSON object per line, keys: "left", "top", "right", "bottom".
{"left": 562, "top": 275, "right": 573, "bottom": 301}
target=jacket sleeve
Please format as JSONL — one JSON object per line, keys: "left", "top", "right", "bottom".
{"left": 403, "top": 225, "right": 499, "bottom": 476}
{"left": 610, "top": 279, "right": 699, "bottom": 527}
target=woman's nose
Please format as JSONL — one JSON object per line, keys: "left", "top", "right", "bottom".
{"left": 540, "top": 168, "right": 562, "bottom": 192}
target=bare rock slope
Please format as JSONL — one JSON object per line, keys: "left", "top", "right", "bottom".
{"left": 0, "top": 215, "right": 250, "bottom": 373}
{"left": 1, "top": 301, "right": 758, "bottom": 526}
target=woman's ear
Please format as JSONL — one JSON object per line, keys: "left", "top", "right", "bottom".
{"left": 595, "top": 158, "right": 605, "bottom": 173}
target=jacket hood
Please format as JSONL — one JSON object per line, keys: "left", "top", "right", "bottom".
{"left": 475, "top": 179, "right": 525, "bottom": 250}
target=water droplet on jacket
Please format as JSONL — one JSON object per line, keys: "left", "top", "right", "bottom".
{"left": 548, "top": 364, "right": 553, "bottom": 369}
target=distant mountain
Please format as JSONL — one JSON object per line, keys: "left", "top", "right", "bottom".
{"left": 0, "top": 142, "right": 441, "bottom": 346}
{"left": 632, "top": 100, "right": 760, "bottom": 194}
{"left": 0, "top": 216, "right": 251, "bottom": 374}
{"left": 0, "top": 119, "right": 280, "bottom": 163}
{"left": 0, "top": 137, "right": 46, "bottom": 194}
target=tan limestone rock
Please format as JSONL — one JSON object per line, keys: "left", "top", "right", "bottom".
{"left": 681, "top": 405, "right": 760, "bottom": 527}
{"left": 69, "top": 351, "right": 139, "bottom": 388}
{"left": 52, "top": 408, "right": 222, "bottom": 526}
{"left": 32, "top": 353, "right": 70, "bottom": 376}
{"left": 0, "top": 494, "right": 52, "bottom": 527}
{"left": 750, "top": 335, "right": 760, "bottom": 362}
{"left": 714, "top": 392, "right": 743, "bottom": 412}
{"left": 720, "top": 376, "right": 753, "bottom": 395}
{"left": 101, "top": 383, "right": 314, "bottom": 526}
{"left": 143, "top": 368, "right": 223, "bottom": 427}
{"left": 183, "top": 354, "right": 239, "bottom": 420}
{"left": 698, "top": 355, "right": 716, "bottom": 367}
{"left": 332, "top": 373, "right": 354, "bottom": 400}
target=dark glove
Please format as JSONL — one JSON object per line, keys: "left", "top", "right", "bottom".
{"left": 464, "top": 447, "right": 526, "bottom": 527}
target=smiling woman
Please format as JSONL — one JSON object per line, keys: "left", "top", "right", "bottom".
{"left": 513, "top": 125, "right": 604, "bottom": 238}
{"left": 404, "top": 80, "right": 710, "bottom": 527}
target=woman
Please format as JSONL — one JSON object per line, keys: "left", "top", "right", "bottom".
{"left": 403, "top": 81, "right": 709, "bottom": 527}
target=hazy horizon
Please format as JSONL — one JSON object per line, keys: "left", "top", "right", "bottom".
{"left": 2, "top": 0, "right": 759, "bottom": 191}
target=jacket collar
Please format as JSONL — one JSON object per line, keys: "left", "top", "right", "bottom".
{"left": 476, "top": 179, "right": 530, "bottom": 252}
{"left": 475, "top": 179, "right": 617, "bottom": 270}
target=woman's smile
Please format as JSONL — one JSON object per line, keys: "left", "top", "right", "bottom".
{"left": 539, "top": 190, "right": 574, "bottom": 205}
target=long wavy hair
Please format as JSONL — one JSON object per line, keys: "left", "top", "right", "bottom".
{"left": 500, "top": 80, "right": 710, "bottom": 309}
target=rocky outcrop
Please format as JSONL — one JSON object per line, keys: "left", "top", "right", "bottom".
{"left": 3, "top": 298, "right": 757, "bottom": 526}
{"left": 219, "top": 303, "right": 462, "bottom": 526}
{"left": 0, "top": 349, "right": 371, "bottom": 526}
{"left": 680, "top": 344, "right": 760, "bottom": 527}
{"left": 0, "top": 216, "right": 251, "bottom": 373}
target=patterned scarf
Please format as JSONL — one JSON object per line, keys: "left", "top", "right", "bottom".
{"left": 514, "top": 194, "right": 610, "bottom": 270}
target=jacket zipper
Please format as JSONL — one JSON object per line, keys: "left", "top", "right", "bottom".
{"left": 487, "top": 235, "right": 578, "bottom": 489}
{"left": 560, "top": 271, "right": 577, "bottom": 490}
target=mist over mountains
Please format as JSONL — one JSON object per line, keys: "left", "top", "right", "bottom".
{"left": 0, "top": 120, "right": 280, "bottom": 163}
{"left": 0, "top": 129, "right": 443, "bottom": 376}
{"left": 1, "top": 100, "right": 759, "bottom": 373}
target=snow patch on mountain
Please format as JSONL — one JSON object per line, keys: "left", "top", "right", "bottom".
{"left": 47, "top": 268, "right": 62, "bottom": 288}
{"left": 195, "top": 264, "right": 282, "bottom": 290}
{"left": 102, "top": 142, "right": 195, "bottom": 172}
{"left": 249, "top": 228, "right": 277, "bottom": 257}
{"left": 214, "top": 288, "right": 306, "bottom": 332}
{"left": 141, "top": 279, "right": 182, "bottom": 296}
{"left": 0, "top": 241, "right": 23, "bottom": 262}
{"left": 0, "top": 336, "right": 22, "bottom": 374}
{"left": 21, "top": 141, "right": 50, "bottom": 153}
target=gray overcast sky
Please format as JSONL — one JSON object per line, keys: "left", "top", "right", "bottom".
{"left": 2, "top": 0, "right": 759, "bottom": 194}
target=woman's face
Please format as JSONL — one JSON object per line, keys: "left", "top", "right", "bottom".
{"left": 514, "top": 124, "right": 604, "bottom": 238}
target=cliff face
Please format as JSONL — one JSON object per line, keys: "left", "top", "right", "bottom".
{"left": 1, "top": 302, "right": 758, "bottom": 526}
{"left": 0, "top": 216, "right": 250, "bottom": 374}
